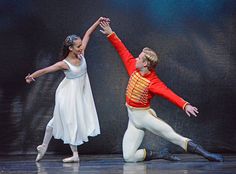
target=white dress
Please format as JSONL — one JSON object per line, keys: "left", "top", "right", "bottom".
{"left": 48, "top": 55, "right": 100, "bottom": 146}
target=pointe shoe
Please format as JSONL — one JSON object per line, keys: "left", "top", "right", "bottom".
{"left": 35, "top": 145, "right": 47, "bottom": 162}
{"left": 62, "top": 156, "right": 80, "bottom": 163}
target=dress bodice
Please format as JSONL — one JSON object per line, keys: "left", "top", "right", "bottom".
{"left": 63, "top": 55, "right": 87, "bottom": 79}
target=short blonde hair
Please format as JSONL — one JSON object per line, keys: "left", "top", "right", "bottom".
{"left": 142, "top": 47, "right": 159, "bottom": 70}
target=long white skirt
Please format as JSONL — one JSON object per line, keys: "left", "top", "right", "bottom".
{"left": 49, "top": 73, "right": 100, "bottom": 146}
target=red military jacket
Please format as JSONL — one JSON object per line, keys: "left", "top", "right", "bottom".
{"left": 107, "top": 32, "right": 188, "bottom": 110}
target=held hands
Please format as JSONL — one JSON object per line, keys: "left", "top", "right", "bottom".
{"left": 184, "top": 104, "right": 199, "bottom": 117}
{"left": 98, "top": 17, "right": 110, "bottom": 23}
{"left": 99, "top": 20, "right": 113, "bottom": 35}
{"left": 25, "top": 73, "right": 35, "bottom": 84}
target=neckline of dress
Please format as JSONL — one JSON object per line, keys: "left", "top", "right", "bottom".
{"left": 64, "top": 57, "right": 83, "bottom": 67}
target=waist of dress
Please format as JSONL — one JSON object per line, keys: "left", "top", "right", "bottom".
{"left": 65, "top": 71, "right": 87, "bottom": 79}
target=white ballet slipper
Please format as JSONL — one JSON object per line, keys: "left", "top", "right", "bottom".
{"left": 62, "top": 156, "right": 80, "bottom": 163}
{"left": 35, "top": 145, "right": 47, "bottom": 162}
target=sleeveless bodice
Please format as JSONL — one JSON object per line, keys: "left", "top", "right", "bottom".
{"left": 63, "top": 56, "right": 87, "bottom": 79}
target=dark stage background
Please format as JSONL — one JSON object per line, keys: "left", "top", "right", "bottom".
{"left": 0, "top": 0, "right": 235, "bottom": 155}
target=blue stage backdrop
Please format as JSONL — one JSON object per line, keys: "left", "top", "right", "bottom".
{"left": 0, "top": 0, "right": 235, "bottom": 155}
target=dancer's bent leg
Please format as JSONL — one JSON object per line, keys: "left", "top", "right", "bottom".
{"left": 127, "top": 107, "right": 181, "bottom": 161}
{"left": 122, "top": 120, "right": 145, "bottom": 162}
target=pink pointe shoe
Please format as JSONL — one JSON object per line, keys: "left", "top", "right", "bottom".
{"left": 35, "top": 145, "right": 47, "bottom": 162}
{"left": 62, "top": 156, "right": 80, "bottom": 163}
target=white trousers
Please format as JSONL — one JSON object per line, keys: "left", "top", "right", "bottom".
{"left": 122, "top": 105, "right": 190, "bottom": 162}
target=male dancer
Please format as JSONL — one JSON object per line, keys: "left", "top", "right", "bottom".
{"left": 99, "top": 21, "right": 223, "bottom": 162}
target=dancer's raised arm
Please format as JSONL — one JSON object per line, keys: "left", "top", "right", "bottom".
{"left": 81, "top": 17, "right": 110, "bottom": 54}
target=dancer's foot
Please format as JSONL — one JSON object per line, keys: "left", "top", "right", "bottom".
{"left": 35, "top": 144, "right": 47, "bottom": 162}
{"left": 187, "top": 141, "right": 224, "bottom": 162}
{"left": 159, "top": 148, "right": 181, "bottom": 161}
{"left": 63, "top": 156, "right": 80, "bottom": 163}
{"left": 145, "top": 148, "right": 180, "bottom": 161}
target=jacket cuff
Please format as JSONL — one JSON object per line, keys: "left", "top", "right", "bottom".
{"left": 107, "top": 32, "right": 115, "bottom": 38}
{"left": 182, "top": 102, "right": 189, "bottom": 110}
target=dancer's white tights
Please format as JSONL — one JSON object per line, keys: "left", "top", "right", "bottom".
{"left": 122, "top": 107, "right": 190, "bottom": 162}
{"left": 42, "top": 125, "right": 53, "bottom": 147}
{"left": 35, "top": 124, "right": 53, "bottom": 162}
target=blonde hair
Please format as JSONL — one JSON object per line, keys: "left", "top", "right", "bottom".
{"left": 142, "top": 47, "right": 159, "bottom": 70}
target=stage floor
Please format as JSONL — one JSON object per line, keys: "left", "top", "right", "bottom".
{"left": 0, "top": 154, "right": 235, "bottom": 174}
